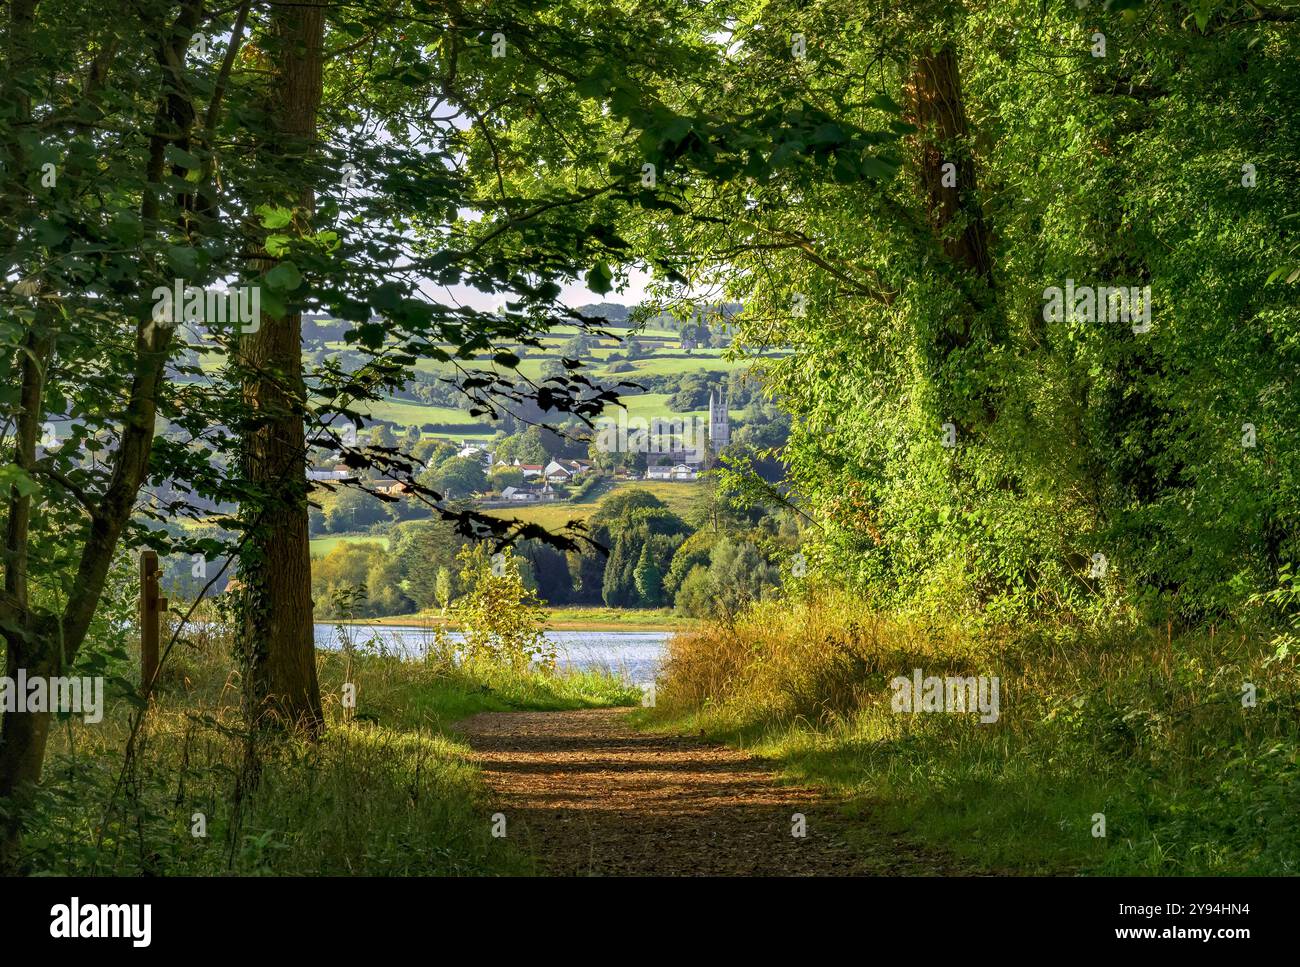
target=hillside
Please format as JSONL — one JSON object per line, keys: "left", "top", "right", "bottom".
{"left": 304, "top": 304, "right": 771, "bottom": 439}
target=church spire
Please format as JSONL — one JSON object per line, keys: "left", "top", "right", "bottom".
{"left": 708, "top": 386, "right": 730, "bottom": 453}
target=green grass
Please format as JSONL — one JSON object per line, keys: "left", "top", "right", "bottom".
{"left": 544, "top": 606, "right": 689, "bottom": 630}
{"left": 353, "top": 606, "right": 691, "bottom": 631}
{"left": 20, "top": 612, "right": 636, "bottom": 876}
{"left": 645, "top": 591, "right": 1300, "bottom": 876}
{"left": 309, "top": 332, "right": 767, "bottom": 437}
{"left": 608, "top": 479, "right": 712, "bottom": 519}
{"left": 357, "top": 398, "right": 483, "bottom": 428}
{"left": 482, "top": 479, "right": 710, "bottom": 532}
{"left": 601, "top": 392, "right": 742, "bottom": 423}
{"left": 310, "top": 531, "right": 390, "bottom": 557}
{"left": 482, "top": 501, "right": 601, "bottom": 532}
{"left": 607, "top": 353, "right": 759, "bottom": 377}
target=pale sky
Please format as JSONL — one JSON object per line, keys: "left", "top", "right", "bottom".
{"left": 433, "top": 266, "right": 655, "bottom": 313}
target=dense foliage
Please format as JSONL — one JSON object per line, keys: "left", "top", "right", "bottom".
{"left": 667, "top": 1, "right": 1300, "bottom": 624}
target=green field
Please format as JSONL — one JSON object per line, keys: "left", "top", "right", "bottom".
{"left": 346, "top": 334, "right": 762, "bottom": 434}
{"left": 483, "top": 479, "right": 711, "bottom": 530}
{"left": 312, "top": 480, "right": 709, "bottom": 557}
{"left": 355, "top": 391, "right": 738, "bottom": 442}
{"left": 310, "top": 532, "right": 390, "bottom": 557}
{"left": 608, "top": 352, "right": 758, "bottom": 377}
{"left": 337, "top": 605, "right": 691, "bottom": 631}
{"left": 480, "top": 501, "right": 599, "bottom": 533}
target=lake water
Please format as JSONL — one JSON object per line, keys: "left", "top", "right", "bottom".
{"left": 313, "top": 624, "right": 669, "bottom": 683}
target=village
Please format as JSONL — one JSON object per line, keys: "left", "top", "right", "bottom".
{"left": 306, "top": 389, "right": 732, "bottom": 508}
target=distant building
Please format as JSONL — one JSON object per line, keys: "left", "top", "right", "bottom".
{"left": 458, "top": 443, "right": 493, "bottom": 469}
{"left": 657, "top": 446, "right": 703, "bottom": 467}
{"left": 708, "top": 388, "right": 730, "bottom": 452}
{"left": 308, "top": 464, "right": 355, "bottom": 482}
{"left": 645, "top": 418, "right": 706, "bottom": 465}
{"left": 647, "top": 462, "right": 698, "bottom": 481}
{"left": 543, "top": 458, "right": 593, "bottom": 483}
{"left": 544, "top": 460, "right": 574, "bottom": 483}
{"left": 499, "top": 481, "right": 556, "bottom": 502}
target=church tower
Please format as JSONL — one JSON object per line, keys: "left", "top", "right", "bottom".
{"left": 708, "top": 388, "right": 730, "bottom": 453}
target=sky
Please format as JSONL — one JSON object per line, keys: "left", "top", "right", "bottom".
{"left": 434, "top": 267, "right": 655, "bottom": 313}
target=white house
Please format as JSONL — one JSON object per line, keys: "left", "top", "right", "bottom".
{"left": 543, "top": 460, "right": 573, "bottom": 482}
{"left": 545, "top": 458, "right": 593, "bottom": 481}
{"left": 459, "top": 443, "right": 494, "bottom": 469}
{"left": 647, "top": 462, "right": 698, "bottom": 481}
{"left": 500, "top": 482, "right": 556, "bottom": 502}
{"left": 308, "top": 462, "right": 358, "bottom": 482}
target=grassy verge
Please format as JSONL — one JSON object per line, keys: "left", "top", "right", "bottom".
{"left": 330, "top": 605, "right": 692, "bottom": 631}
{"left": 21, "top": 619, "right": 636, "bottom": 876}
{"left": 641, "top": 590, "right": 1300, "bottom": 875}
{"left": 545, "top": 606, "right": 690, "bottom": 630}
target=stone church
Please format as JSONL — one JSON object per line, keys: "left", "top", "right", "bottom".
{"left": 708, "top": 388, "right": 731, "bottom": 453}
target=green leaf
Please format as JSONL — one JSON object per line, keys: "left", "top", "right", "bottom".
{"left": 258, "top": 289, "right": 286, "bottom": 319}
{"left": 587, "top": 261, "right": 613, "bottom": 294}
{"left": 264, "top": 261, "right": 302, "bottom": 292}
{"left": 256, "top": 204, "right": 294, "bottom": 229}
{"left": 164, "top": 145, "right": 201, "bottom": 170}
{"left": 0, "top": 464, "right": 40, "bottom": 498}
{"left": 858, "top": 155, "right": 900, "bottom": 179}
{"left": 165, "top": 245, "right": 199, "bottom": 273}
{"left": 266, "top": 233, "right": 292, "bottom": 257}
{"left": 865, "top": 93, "right": 900, "bottom": 113}
{"left": 34, "top": 218, "right": 66, "bottom": 247}
{"left": 575, "top": 75, "right": 610, "bottom": 99}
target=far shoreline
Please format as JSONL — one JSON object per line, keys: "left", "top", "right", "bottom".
{"left": 316, "top": 608, "right": 692, "bottom": 634}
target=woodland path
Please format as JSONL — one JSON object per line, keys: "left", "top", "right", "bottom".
{"left": 456, "top": 707, "right": 965, "bottom": 876}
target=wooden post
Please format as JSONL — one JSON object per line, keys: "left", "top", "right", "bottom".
{"left": 139, "top": 551, "right": 168, "bottom": 696}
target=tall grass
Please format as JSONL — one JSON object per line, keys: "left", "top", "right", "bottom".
{"left": 650, "top": 589, "right": 1300, "bottom": 875}
{"left": 18, "top": 613, "right": 636, "bottom": 876}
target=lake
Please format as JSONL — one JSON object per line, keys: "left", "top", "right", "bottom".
{"left": 313, "top": 624, "right": 669, "bottom": 683}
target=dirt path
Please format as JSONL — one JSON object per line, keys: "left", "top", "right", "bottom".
{"left": 456, "top": 707, "right": 961, "bottom": 876}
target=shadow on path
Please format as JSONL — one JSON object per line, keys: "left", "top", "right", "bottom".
{"left": 456, "top": 707, "right": 967, "bottom": 876}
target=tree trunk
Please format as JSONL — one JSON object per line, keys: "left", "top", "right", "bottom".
{"left": 237, "top": 0, "right": 325, "bottom": 735}
{"left": 0, "top": 321, "right": 54, "bottom": 866}
{"left": 905, "top": 44, "right": 995, "bottom": 313}
{"left": 0, "top": 0, "right": 203, "bottom": 871}
{"left": 904, "top": 42, "right": 1002, "bottom": 429}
